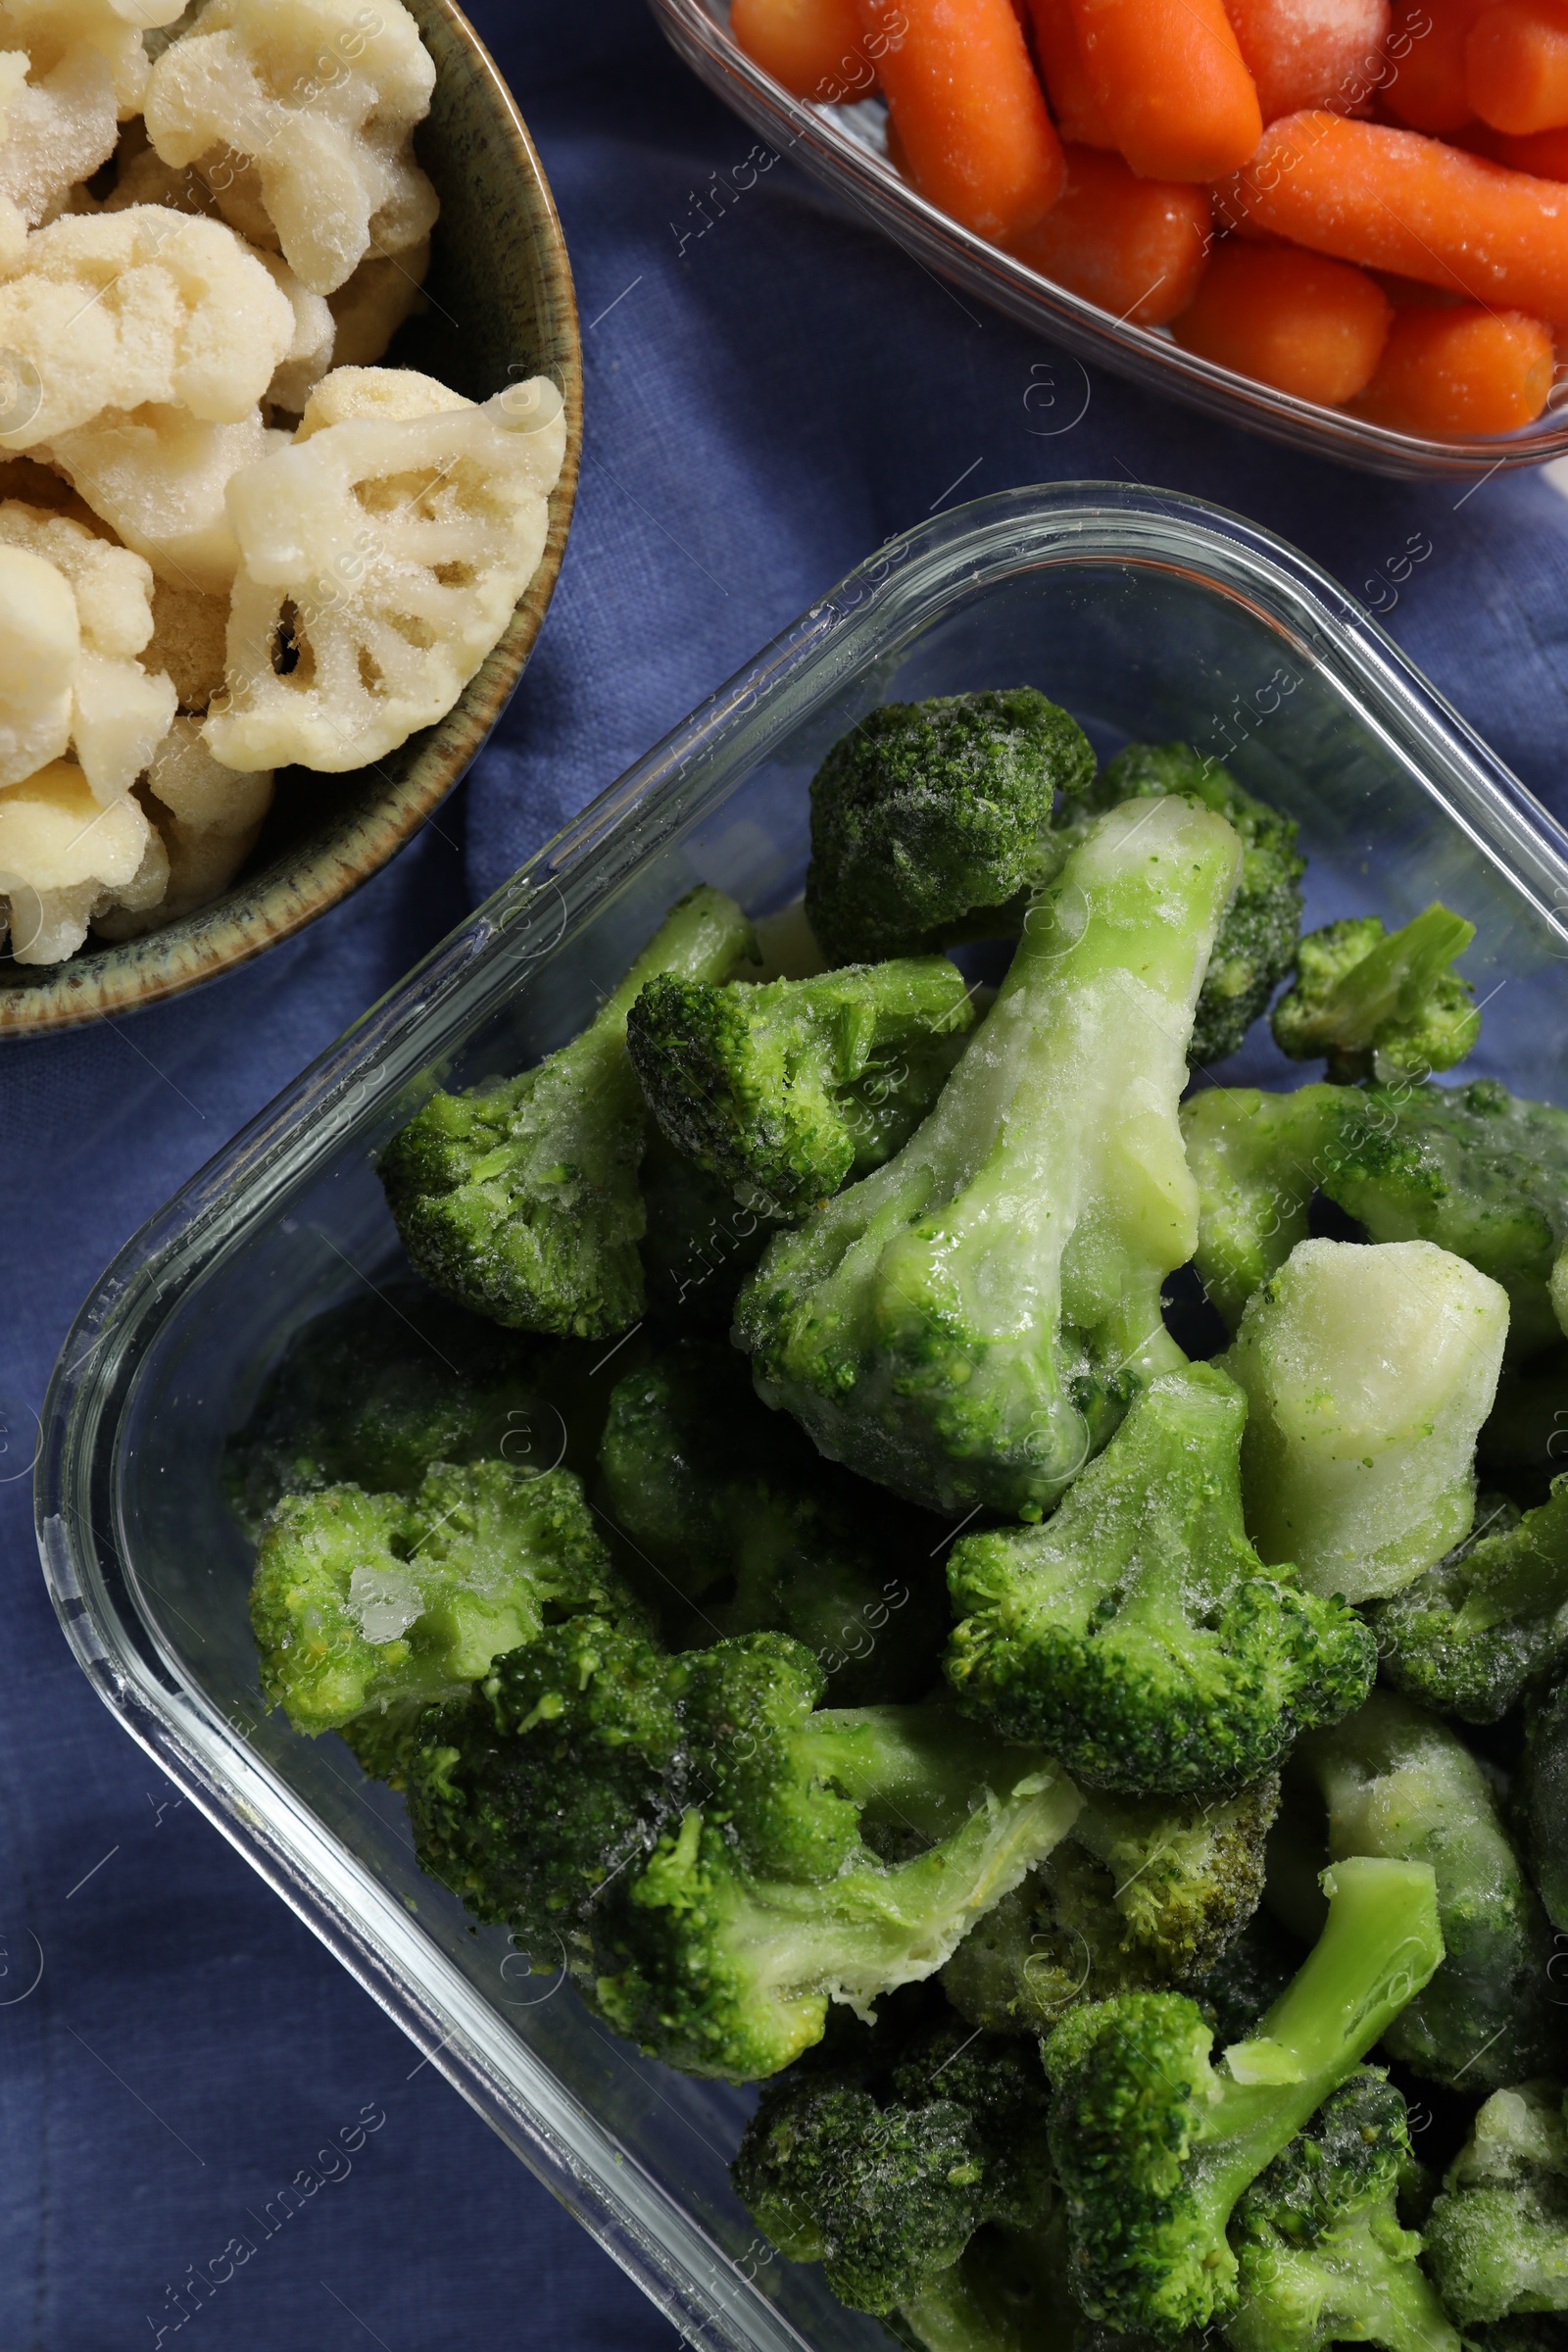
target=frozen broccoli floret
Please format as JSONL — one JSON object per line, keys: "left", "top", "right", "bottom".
{"left": 1181, "top": 1084, "right": 1346, "bottom": 1331}
{"left": 804, "top": 689, "right": 1096, "bottom": 964}
{"left": 626, "top": 956, "right": 977, "bottom": 1215}
{"left": 222, "top": 1287, "right": 554, "bottom": 1538}
{"left": 1271, "top": 906, "right": 1480, "bottom": 1087}
{"left": 379, "top": 886, "right": 756, "bottom": 1339}
{"left": 944, "top": 1363, "right": 1374, "bottom": 1793}
{"left": 898, "top": 2216, "right": 1084, "bottom": 2352}
{"left": 1222, "top": 1238, "right": 1509, "bottom": 1603}
{"left": 1085, "top": 741, "right": 1305, "bottom": 1068}
{"left": 249, "top": 1459, "right": 633, "bottom": 1737}
{"left": 1370, "top": 1483, "right": 1568, "bottom": 1723}
{"left": 1045, "top": 1853, "right": 1445, "bottom": 2337}
{"left": 638, "top": 1130, "right": 784, "bottom": 1325}
{"left": 1284, "top": 1691, "right": 1565, "bottom": 2091}
{"left": 941, "top": 1779, "right": 1280, "bottom": 2033}
{"left": 739, "top": 796, "right": 1244, "bottom": 1519}
{"left": 1516, "top": 1676, "right": 1568, "bottom": 1934}
{"left": 1425, "top": 2081, "right": 1568, "bottom": 2325}
{"left": 597, "top": 1344, "right": 947, "bottom": 1702}
{"left": 1227, "top": 2070, "right": 1460, "bottom": 2352}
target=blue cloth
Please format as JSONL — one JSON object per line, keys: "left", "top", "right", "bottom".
{"left": 5, "top": 4, "right": 1568, "bottom": 2342}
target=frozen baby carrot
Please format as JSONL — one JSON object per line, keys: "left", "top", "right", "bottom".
{"left": 1006, "top": 144, "right": 1211, "bottom": 318}
{"left": 1218, "top": 112, "right": 1568, "bottom": 320}
{"left": 1354, "top": 300, "right": 1554, "bottom": 425}
{"left": 1226, "top": 0, "right": 1391, "bottom": 121}
{"left": 1066, "top": 0, "right": 1264, "bottom": 179}
{"left": 1471, "top": 117, "right": 1568, "bottom": 165}
{"left": 1029, "top": 0, "right": 1118, "bottom": 144}
{"left": 1466, "top": 0, "right": 1568, "bottom": 131}
{"left": 1383, "top": 0, "right": 1488, "bottom": 130}
{"left": 731, "top": 0, "right": 867, "bottom": 97}
{"left": 1171, "top": 240, "right": 1391, "bottom": 397}
{"left": 860, "top": 0, "right": 1065, "bottom": 240}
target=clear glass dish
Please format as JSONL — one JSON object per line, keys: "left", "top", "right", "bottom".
{"left": 649, "top": 0, "right": 1568, "bottom": 482}
{"left": 37, "top": 483, "right": 1568, "bottom": 2352}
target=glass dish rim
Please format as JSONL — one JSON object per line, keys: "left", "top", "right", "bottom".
{"left": 649, "top": 0, "right": 1568, "bottom": 482}
{"left": 33, "top": 478, "right": 1568, "bottom": 2352}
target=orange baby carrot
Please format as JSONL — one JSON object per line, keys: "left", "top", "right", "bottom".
{"left": 1353, "top": 300, "right": 1554, "bottom": 424}
{"left": 859, "top": 0, "right": 1065, "bottom": 241}
{"left": 1005, "top": 143, "right": 1211, "bottom": 318}
{"left": 1226, "top": 0, "right": 1392, "bottom": 121}
{"left": 730, "top": 0, "right": 868, "bottom": 98}
{"left": 1028, "top": 0, "right": 1118, "bottom": 145}
{"left": 1470, "top": 116, "right": 1568, "bottom": 163}
{"left": 1170, "top": 239, "right": 1391, "bottom": 396}
{"left": 1467, "top": 0, "right": 1568, "bottom": 130}
{"left": 1066, "top": 0, "right": 1264, "bottom": 179}
{"left": 1217, "top": 111, "right": 1568, "bottom": 320}
{"left": 1383, "top": 0, "right": 1487, "bottom": 131}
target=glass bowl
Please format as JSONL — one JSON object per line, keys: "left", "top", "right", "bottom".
{"left": 649, "top": 0, "right": 1568, "bottom": 482}
{"left": 37, "top": 483, "right": 1568, "bottom": 2352}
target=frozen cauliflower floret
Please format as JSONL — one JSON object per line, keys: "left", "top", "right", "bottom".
{"left": 0, "top": 207, "right": 296, "bottom": 448}
{"left": 253, "top": 248, "right": 335, "bottom": 414}
{"left": 2, "top": 3, "right": 188, "bottom": 120}
{"left": 0, "top": 39, "right": 116, "bottom": 240}
{"left": 0, "top": 499, "right": 175, "bottom": 801}
{"left": 206, "top": 368, "right": 565, "bottom": 773}
{"left": 326, "top": 235, "right": 428, "bottom": 368}
{"left": 0, "top": 543, "right": 77, "bottom": 785}
{"left": 144, "top": 0, "right": 440, "bottom": 297}
{"left": 94, "top": 715, "right": 272, "bottom": 936}
{"left": 146, "top": 578, "right": 226, "bottom": 710}
{"left": 0, "top": 755, "right": 164, "bottom": 960}
{"left": 45, "top": 405, "right": 285, "bottom": 595}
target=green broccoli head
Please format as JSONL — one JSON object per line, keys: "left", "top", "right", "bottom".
{"left": 1086, "top": 742, "right": 1305, "bottom": 1068}
{"left": 1424, "top": 2081, "right": 1568, "bottom": 2327}
{"left": 739, "top": 795, "right": 1245, "bottom": 1520}
{"left": 804, "top": 689, "right": 1096, "bottom": 965}
{"left": 732, "top": 2007, "right": 1053, "bottom": 2314}
{"left": 1271, "top": 906, "right": 1480, "bottom": 1087}
{"left": 944, "top": 1364, "right": 1374, "bottom": 1794}
{"left": 249, "top": 1459, "right": 632, "bottom": 1736}
{"left": 1228, "top": 2070, "right": 1459, "bottom": 2352}
{"left": 626, "top": 956, "right": 976, "bottom": 1215}
{"left": 1371, "top": 1481, "right": 1568, "bottom": 1723}
{"left": 1045, "top": 1854, "right": 1445, "bottom": 2339}
{"left": 379, "top": 886, "right": 756, "bottom": 1339}
{"left": 597, "top": 1343, "right": 947, "bottom": 1703}
{"left": 1289, "top": 1690, "right": 1567, "bottom": 2092}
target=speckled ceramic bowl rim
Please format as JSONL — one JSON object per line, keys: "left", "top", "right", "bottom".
{"left": 0, "top": 0, "right": 582, "bottom": 1040}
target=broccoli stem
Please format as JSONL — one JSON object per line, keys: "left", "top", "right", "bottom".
{"left": 1292, "top": 906, "right": 1476, "bottom": 1062}
{"left": 796, "top": 1706, "right": 1070, "bottom": 1842}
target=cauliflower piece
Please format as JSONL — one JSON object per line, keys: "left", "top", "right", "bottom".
{"left": 0, "top": 206, "right": 296, "bottom": 447}
{"left": 0, "top": 39, "right": 116, "bottom": 240}
{"left": 0, "top": 497, "right": 175, "bottom": 801}
{"left": 2, "top": 3, "right": 188, "bottom": 120}
{"left": 94, "top": 715, "right": 271, "bottom": 937}
{"left": 0, "top": 755, "right": 164, "bottom": 960}
{"left": 326, "top": 235, "right": 428, "bottom": 368}
{"left": 0, "top": 543, "right": 77, "bottom": 786}
{"left": 44, "top": 404, "right": 285, "bottom": 594}
{"left": 253, "top": 247, "right": 335, "bottom": 413}
{"left": 144, "top": 0, "right": 440, "bottom": 297}
{"left": 146, "top": 577, "right": 226, "bottom": 710}
{"left": 206, "top": 369, "right": 566, "bottom": 774}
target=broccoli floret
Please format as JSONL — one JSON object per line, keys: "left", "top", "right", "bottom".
{"left": 379, "top": 886, "right": 756, "bottom": 1339}
{"left": 942, "top": 1779, "right": 1281, "bottom": 2033}
{"left": 944, "top": 1363, "right": 1374, "bottom": 1793}
{"left": 804, "top": 689, "right": 1096, "bottom": 964}
{"left": 638, "top": 1130, "right": 784, "bottom": 1326}
{"left": 1284, "top": 1691, "right": 1565, "bottom": 2091}
{"left": 1084, "top": 741, "right": 1305, "bottom": 1068}
{"left": 626, "top": 956, "right": 977, "bottom": 1215}
{"left": 1516, "top": 1675, "right": 1568, "bottom": 1933}
{"left": 249, "top": 1460, "right": 633, "bottom": 1736}
{"left": 732, "top": 2009, "right": 1054, "bottom": 2314}
{"left": 1185, "top": 1078, "right": 1568, "bottom": 1359}
{"left": 1271, "top": 906, "right": 1480, "bottom": 1087}
{"left": 1370, "top": 1482, "right": 1568, "bottom": 1722}
{"left": 739, "top": 795, "right": 1245, "bottom": 1519}
{"left": 1227, "top": 2070, "right": 1460, "bottom": 2352}
{"left": 1223, "top": 1238, "right": 1509, "bottom": 1603}
{"left": 597, "top": 1344, "right": 947, "bottom": 1702}
{"left": 222, "top": 1287, "right": 554, "bottom": 1538}
{"left": 1425, "top": 2081, "right": 1568, "bottom": 2325}
{"left": 1045, "top": 1853, "right": 1445, "bottom": 2338}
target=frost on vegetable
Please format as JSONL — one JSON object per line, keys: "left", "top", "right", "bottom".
{"left": 205, "top": 368, "right": 567, "bottom": 773}
{"left": 143, "top": 0, "right": 440, "bottom": 296}
{"left": 94, "top": 717, "right": 273, "bottom": 938}
{"left": 1223, "top": 1237, "right": 1509, "bottom": 1600}
{"left": 0, "top": 0, "right": 187, "bottom": 243}
{"left": 0, "top": 755, "right": 164, "bottom": 961}
{"left": 1425, "top": 2082, "right": 1568, "bottom": 2326}
{"left": 45, "top": 407, "right": 280, "bottom": 597}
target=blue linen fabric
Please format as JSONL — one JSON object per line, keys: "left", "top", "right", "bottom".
{"left": 4, "top": 2, "right": 1568, "bottom": 2343}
